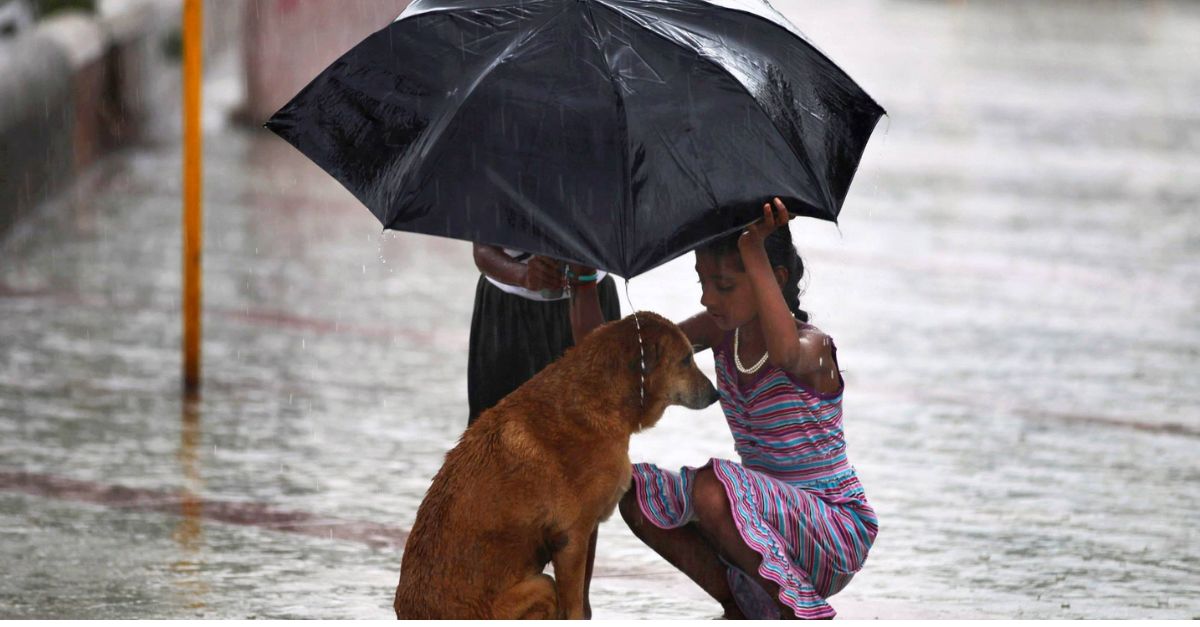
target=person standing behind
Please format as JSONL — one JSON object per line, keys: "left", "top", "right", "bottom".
{"left": 467, "top": 244, "right": 622, "bottom": 425}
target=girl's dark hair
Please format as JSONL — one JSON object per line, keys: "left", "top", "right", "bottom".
{"left": 699, "top": 227, "right": 809, "bottom": 322}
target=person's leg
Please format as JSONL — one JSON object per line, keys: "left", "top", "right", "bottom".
{"left": 583, "top": 526, "right": 597, "bottom": 619}
{"left": 690, "top": 468, "right": 797, "bottom": 619}
{"left": 561, "top": 281, "right": 619, "bottom": 617}
{"left": 469, "top": 277, "right": 535, "bottom": 424}
{"left": 466, "top": 275, "right": 492, "bottom": 425}
{"left": 618, "top": 490, "right": 745, "bottom": 619}
{"left": 597, "top": 276, "right": 622, "bottom": 323}
{"left": 468, "top": 280, "right": 558, "bottom": 425}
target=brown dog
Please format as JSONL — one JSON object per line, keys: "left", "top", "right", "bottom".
{"left": 393, "top": 311, "right": 718, "bottom": 619}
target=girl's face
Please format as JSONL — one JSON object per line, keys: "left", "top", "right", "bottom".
{"left": 695, "top": 251, "right": 758, "bottom": 331}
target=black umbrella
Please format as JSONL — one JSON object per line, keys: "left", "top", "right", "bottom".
{"left": 266, "top": 0, "right": 884, "bottom": 278}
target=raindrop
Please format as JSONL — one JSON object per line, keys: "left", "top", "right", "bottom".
{"left": 301, "top": 339, "right": 306, "bottom": 349}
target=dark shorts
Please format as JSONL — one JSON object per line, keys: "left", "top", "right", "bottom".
{"left": 467, "top": 274, "right": 621, "bottom": 425}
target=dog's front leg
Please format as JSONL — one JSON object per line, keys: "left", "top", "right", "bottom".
{"left": 551, "top": 525, "right": 593, "bottom": 619}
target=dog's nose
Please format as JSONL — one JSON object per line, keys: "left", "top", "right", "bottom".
{"left": 704, "top": 383, "right": 719, "bottom": 407}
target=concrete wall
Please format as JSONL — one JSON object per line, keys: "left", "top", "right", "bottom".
{"left": 240, "top": 0, "right": 411, "bottom": 124}
{"left": 0, "top": 0, "right": 177, "bottom": 233}
{"left": 0, "top": 32, "right": 73, "bottom": 232}
{"left": 1, "top": 0, "right": 416, "bottom": 232}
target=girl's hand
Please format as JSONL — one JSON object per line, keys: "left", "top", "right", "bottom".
{"left": 738, "top": 197, "right": 792, "bottom": 251}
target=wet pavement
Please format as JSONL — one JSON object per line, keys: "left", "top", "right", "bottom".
{"left": 1, "top": 0, "right": 1198, "bottom": 620}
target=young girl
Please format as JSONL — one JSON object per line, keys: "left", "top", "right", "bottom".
{"left": 569, "top": 198, "right": 877, "bottom": 619}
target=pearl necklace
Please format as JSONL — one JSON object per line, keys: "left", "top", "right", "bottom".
{"left": 734, "top": 327, "right": 769, "bottom": 375}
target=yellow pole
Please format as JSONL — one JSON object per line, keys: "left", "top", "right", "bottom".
{"left": 182, "top": 0, "right": 203, "bottom": 394}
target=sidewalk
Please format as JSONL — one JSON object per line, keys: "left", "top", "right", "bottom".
{"left": 1, "top": 0, "right": 1197, "bottom": 619}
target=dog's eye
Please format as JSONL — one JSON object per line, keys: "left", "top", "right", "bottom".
{"left": 680, "top": 356, "right": 691, "bottom": 366}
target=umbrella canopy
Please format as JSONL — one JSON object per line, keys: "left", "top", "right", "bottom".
{"left": 266, "top": 0, "right": 884, "bottom": 278}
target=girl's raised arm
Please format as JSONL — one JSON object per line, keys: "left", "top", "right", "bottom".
{"left": 739, "top": 199, "right": 834, "bottom": 379}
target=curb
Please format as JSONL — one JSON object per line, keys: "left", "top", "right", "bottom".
{"left": 0, "top": 0, "right": 176, "bottom": 233}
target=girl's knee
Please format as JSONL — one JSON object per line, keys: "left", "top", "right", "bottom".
{"left": 692, "top": 468, "right": 731, "bottom": 524}
{"left": 618, "top": 489, "right": 644, "bottom": 528}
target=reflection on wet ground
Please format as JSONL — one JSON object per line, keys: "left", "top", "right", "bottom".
{"left": 1, "top": 0, "right": 1198, "bottom": 619}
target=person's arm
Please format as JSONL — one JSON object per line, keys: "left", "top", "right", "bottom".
{"left": 572, "top": 285, "right": 723, "bottom": 355}
{"left": 677, "top": 311, "right": 723, "bottom": 354}
{"left": 473, "top": 243, "right": 565, "bottom": 292}
{"left": 738, "top": 198, "right": 832, "bottom": 378}
{"left": 567, "top": 266, "right": 606, "bottom": 345}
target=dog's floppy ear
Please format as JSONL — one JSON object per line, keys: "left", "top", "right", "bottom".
{"left": 623, "top": 312, "right": 672, "bottom": 375}
{"left": 628, "top": 340, "right": 660, "bottom": 375}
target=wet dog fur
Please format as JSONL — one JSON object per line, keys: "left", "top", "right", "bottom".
{"left": 393, "top": 312, "right": 718, "bottom": 619}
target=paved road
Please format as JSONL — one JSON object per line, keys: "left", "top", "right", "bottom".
{"left": 1, "top": 0, "right": 1197, "bottom": 619}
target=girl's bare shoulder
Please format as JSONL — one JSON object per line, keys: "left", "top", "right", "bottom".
{"left": 795, "top": 319, "right": 828, "bottom": 341}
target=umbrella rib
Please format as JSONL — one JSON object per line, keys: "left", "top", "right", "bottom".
{"left": 592, "top": 0, "right": 883, "bottom": 114}
{"left": 382, "top": 5, "right": 567, "bottom": 228}
{"left": 684, "top": 0, "right": 880, "bottom": 111}
{"left": 591, "top": 0, "right": 842, "bottom": 217}
{"left": 579, "top": 1, "right": 634, "bottom": 277}
{"left": 395, "top": 0, "right": 555, "bottom": 23}
{"left": 657, "top": 127, "right": 720, "bottom": 215}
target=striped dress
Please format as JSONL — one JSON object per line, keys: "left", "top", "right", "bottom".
{"left": 631, "top": 330, "right": 877, "bottom": 619}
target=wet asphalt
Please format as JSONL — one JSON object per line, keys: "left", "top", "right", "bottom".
{"left": 1, "top": 0, "right": 1198, "bottom": 619}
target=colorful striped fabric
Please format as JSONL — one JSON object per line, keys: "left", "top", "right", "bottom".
{"left": 631, "top": 329, "right": 877, "bottom": 619}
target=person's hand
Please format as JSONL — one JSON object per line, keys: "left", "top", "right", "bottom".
{"left": 521, "top": 255, "right": 567, "bottom": 291}
{"left": 566, "top": 262, "right": 598, "bottom": 288}
{"left": 738, "top": 197, "right": 792, "bottom": 251}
